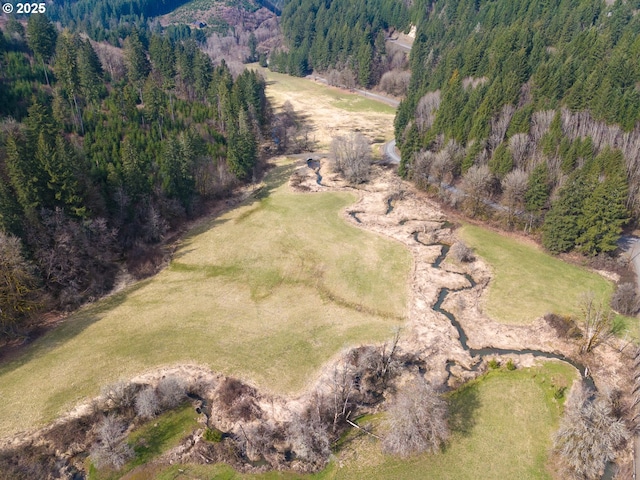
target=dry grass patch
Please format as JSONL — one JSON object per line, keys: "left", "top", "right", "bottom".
{"left": 260, "top": 68, "right": 396, "bottom": 149}
{"left": 0, "top": 159, "right": 411, "bottom": 439}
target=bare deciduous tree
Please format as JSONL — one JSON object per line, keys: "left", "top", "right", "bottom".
{"left": 330, "top": 132, "right": 372, "bottom": 184}
{"left": 461, "top": 76, "right": 488, "bottom": 90}
{"left": 431, "top": 140, "right": 464, "bottom": 184}
{"left": 382, "top": 377, "right": 450, "bottom": 457}
{"left": 411, "top": 149, "right": 435, "bottom": 188}
{"left": 531, "top": 110, "right": 555, "bottom": 144}
{"left": 157, "top": 376, "right": 186, "bottom": 409}
{"left": 0, "top": 232, "right": 41, "bottom": 338}
{"left": 90, "top": 415, "right": 134, "bottom": 470}
{"left": 242, "top": 422, "right": 283, "bottom": 462}
{"left": 415, "top": 90, "right": 441, "bottom": 132}
{"left": 501, "top": 169, "right": 529, "bottom": 222}
{"left": 462, "top": 164, "right": 493, "bottom": 216}
{"left": 508, "top": 133, "right": 531, "bottom": 169}
{"left": 554, "top": 385, "right": 629, "bottom": 480}
{"left": 134, "top": 387, "right": 159, "bottom": 419}
{"left": 450, "top": 241, "right": 475, "bottom": 263}
{"left": 288, "top": 413, "right": 330, "bottom": 468}
{"left": 579, "top": 292, "right": 613, "bottom": 353}
{"left": 489, "top": 105, "right": 515, "bottom": 150}
{"left": 378, "top": 70, "right": 411, "bottom": 96}
{"left": 100, "top": 381, "right": 138, "bottom": 412}
{"left": 611, "top": 283, "right": 640, "bottom": 316}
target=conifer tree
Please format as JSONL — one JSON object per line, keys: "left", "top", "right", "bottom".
{"left": 26, "top": 14, "right": 57, "bottom": 86}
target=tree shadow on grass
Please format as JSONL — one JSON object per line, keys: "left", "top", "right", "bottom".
{"left": 0, "top": 278, "right": 152, "bottom": 378}
{"left": 447, "top": 382, "right": 481, "bottom": 438}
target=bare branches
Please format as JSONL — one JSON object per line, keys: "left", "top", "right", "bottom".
{"left": 579, "top": 292, "right": 613, "bottom": 353}
{"left": 610, "top": 283, "right": 640, "bottom": 316}
{"left": 382, "top": 377, "right": 450, "bottom": 457}
{"left": 462, "top": 164, "right": 493, "bottom": 216}
{"left": 134, "top": 387, "right": 159, "bottom": 420}
{"left": 489, "top": 105, "right": 515, "bottom": 151}
{"left": 330, "top": 132, "right": 372, "bottom": 184}
{"left": 415, "top": 90, "right": 441, "bottom": 132}
{"left": 90, "top": 415, "right": 134, "bottom": 470}
{"left": 450, "top": 241, "right": 475, "bottom": 263}
{"left": 554, "top": 385, "right": 630, "bottom": 480}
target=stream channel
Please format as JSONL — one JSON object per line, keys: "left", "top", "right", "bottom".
{"left": 306, "top": 159, "right": 322, "bottom": 185}
{"left": 416, "top": 231, "right": 595, "bottom": 391}
{"left": 425, "top": 236, "right": 620, "bottom": 479}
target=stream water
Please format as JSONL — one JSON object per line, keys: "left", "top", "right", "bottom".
{"left": 425, "top": 239, "right": 595, "bottom": 390}
{"left": 306, "top": 159, "right": 322, "bottom": 185}
{"left": 349, "top": 212, "right": 362, "bottom": 223}
{"left": 386, "top": 198, "right": 394, "bottom": 215}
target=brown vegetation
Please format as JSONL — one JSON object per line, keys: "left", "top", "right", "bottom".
{"left": 554, "top": 384, "right": 630, "bottom": 480}
{"left": 382, "top": 376, "right": 450, "bottom": 457}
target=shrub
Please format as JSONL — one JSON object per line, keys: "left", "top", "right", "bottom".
{"left": 488, "top": 358, "right": 500, "bottom": 369}
{"left": 506, "top": 359, "right": 516, "bottom": 371}
{"left": 157, "top": 376, "right": 186, "bottom": 410}
{"left": 610, "top": 282, "right": 640, "bottom": 315}
{"left": 135, "top": 387, "right": 159, "bottom": 419}
{"left": 203, "top": 427, "right": 223, "bottom": 443}
{"left": 288, "top": 413, "right": 330, "bottom": 468}
{"left": 90, "top": 415, "right": 134, "bottom": 470}
{"left": 100, "top": 381, "right": 138, "bottom": 412}
{"left": 544, "top": 313, "right": 582, "bottom": 339}
{"left": 217, "top": 377, "right": 262, "bottom": 421}
{"left": 554, "top": 386, "right": 629, "bottom": 479}
{"left": 450, "top": 241, "right": 475, "bottom": 263}
{"left": 553, "top": 386, "right": 567, "bottom": 400}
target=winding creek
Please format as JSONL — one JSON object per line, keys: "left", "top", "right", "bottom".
{"left": 421, "top": 236, "right": 596, "bottom": 391}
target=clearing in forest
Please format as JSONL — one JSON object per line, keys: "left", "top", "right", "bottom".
{"left": 0, "top": 159, "right": 411, "bottom": 439}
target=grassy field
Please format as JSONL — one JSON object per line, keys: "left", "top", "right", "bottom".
{"left": 145, "top": 362, "right": 576, "bottom": 480}
{"left": 0, "top": 159, "right": 411, "bottom": 438}
{"left": 459, "top": 225, "right": 624, "bottom": 325}
{"left": 260, "top": 69, "right": 396, "bottom": 148}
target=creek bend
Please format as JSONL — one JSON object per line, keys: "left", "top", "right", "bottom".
{"left": 422, "top": 234, "right": 595, "bottom": 390}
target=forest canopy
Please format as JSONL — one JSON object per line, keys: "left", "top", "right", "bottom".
{"left": 0, "top": 14, "right": 268, "bottom": 338}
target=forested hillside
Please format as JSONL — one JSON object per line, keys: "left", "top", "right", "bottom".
{"left": 271, "top": 0, "right": 410, "bottom": 85}
{"left": 396, "top": 0, "right": 640, "bottom": 255}
{"left": 45, "top": 0, "right": 193, "bottom": 42}
{"left": 0, "top": 14, "right": 267, "bottom": 339}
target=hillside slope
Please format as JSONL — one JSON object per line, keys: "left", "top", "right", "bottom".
{"left": 396, "top": 0, "right": 640, "bottom": 255}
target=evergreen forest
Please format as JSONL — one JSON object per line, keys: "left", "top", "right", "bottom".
{"left": 0, "top": 13, "right": 268, "bottom": 339}
{"left": 392, "top": 0, "right": 640, "bottom": 256}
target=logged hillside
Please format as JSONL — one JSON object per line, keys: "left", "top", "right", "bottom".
{"left": 396, "top": 0, "right": 640, "bottom": 255}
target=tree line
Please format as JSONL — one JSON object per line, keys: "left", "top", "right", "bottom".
{"left": 394, "top": 0, "right": 640, "bottom": 256}
{"left": 271, "top": 0, "right": 409, "bottom": 86}
{"left": 0, "top": 14, "right": 268, "bottom": 339}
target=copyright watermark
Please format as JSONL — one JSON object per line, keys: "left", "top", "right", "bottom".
{"left": 2, "top": 3, "right": 47, "bottom": 14}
